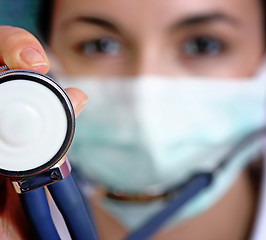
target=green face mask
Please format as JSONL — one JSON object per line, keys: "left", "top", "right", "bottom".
{"left": 58, "top": 69, "right": 266, "bottom": 230}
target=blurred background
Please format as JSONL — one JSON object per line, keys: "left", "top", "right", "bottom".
{"left": 0, "top": 0, "right": 40, "bottom": 36}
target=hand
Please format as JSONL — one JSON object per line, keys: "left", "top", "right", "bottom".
{"left": 0, "top": 26, "right": 87, "bottom": 240}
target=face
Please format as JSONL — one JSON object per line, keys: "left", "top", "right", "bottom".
{"left": 49, "top": 0, "right": 264, "bottom": 77}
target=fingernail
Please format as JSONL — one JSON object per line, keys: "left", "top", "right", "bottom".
{"left": 76, "top": 99, "right": 87, "bottom": 117}
{"left": 20, "top": 48, "right": 48, "bottom": 67}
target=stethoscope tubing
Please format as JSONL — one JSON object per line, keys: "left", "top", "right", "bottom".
{"left": 48, "top": 173, "right": 98, "bottom": 240}
{"left": 20, "top": 173, "right": 98, "bottom": 240}
{"left": 124, "top": 173, "right": 212, "bottom": 240}
{"left": 124, "top": 127, "right": 266, "bottom": 240}
{"left": 19, "top": 187, "right": 60, "bottom": 240}
{"left": 20, "top": 171, "right": 212, "bottom": 240}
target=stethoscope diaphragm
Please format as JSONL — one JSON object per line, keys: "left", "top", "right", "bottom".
{"left": 0, "top": 69, "right": 75, "bottom": 179}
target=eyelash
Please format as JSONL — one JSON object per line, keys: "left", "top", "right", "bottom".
{"left": 181, "top": 36, "right": 225, "bottom": 58}
{"left": 74, "top": 35, "right": 226, "bottom": 61}
{"left": 76, "top": 38, "right": 122, "bottom": 57}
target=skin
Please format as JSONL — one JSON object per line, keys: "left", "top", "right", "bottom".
{"left": 0, "top": 0, "right": 264, "bottom": 239}
{"left": 49, "top": 0, "right": 264, "bottom": 77}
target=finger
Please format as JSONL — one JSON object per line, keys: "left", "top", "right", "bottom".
{"left": 0, "top": 176, "right": 7, "bottom": 214}
{"left": 0, "top": 176, "right": 35, "bottom": 239}
{"left": 0, "top": 26, "right": 50, "bottom": 74}
{"left": 65, "top": 88, "right": 88, "bottom": 117}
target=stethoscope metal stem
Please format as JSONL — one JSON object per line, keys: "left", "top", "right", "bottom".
{"left": 12, "top": 157, "right": 71, "bottom": 193}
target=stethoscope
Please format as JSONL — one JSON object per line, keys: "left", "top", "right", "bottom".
{"left": 0, "top": 66, "right": 97, "bottom": 240}
{"left": 0, "top": 66, "right": 265, "bottom": 240}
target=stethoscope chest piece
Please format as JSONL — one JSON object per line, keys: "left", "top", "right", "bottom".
{"left": 0, "top": 69, "right": 75, "bottom": 192}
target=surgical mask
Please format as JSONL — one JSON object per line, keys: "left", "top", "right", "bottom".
{"left": 57, "top": 69, "right": 266, "bottom": 230}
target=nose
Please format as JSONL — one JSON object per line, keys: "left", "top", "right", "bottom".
{"left": 134, "top": 50, "right": 160, "bottom": 75}
{"left": 127, "top": 44, "right": 187, "bottom": 76}
{"left": 127, "top": 43, "right": 167, "bottom": 76}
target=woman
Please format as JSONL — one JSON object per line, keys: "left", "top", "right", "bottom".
{"left": 0, "top": 0, "right": 265, "bottom": 239}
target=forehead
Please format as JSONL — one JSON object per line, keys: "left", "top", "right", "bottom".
{"left": 53, "top": 0, "right": 262, "bottom": 27}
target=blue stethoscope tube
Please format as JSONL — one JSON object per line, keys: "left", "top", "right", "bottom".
{"left": 124, "top": 127, "right": 266, "bottom": 240}
{"left": 48, "top": 173, "right": 98, "bottom": 240}
{"left": 20, "top": 187, "right": 60, "bottom": 240}
{"left": 20, "top": 171, "right": 212, "bottom": 240}
{"left": 125, "top": 173, "right": 212, "bottom": 240}
{"left": 20, "top": 173, "right": 98, "bottom": 240}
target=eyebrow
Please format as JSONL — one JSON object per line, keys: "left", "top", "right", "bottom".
{"left": 172, "top": 12, "right": 241, "bottom": 30}
{"left": 65, "top": 12, "right": 240, "bottom": 33}
{"left": 65, "top": 16, "right": 119, "bottom": 32}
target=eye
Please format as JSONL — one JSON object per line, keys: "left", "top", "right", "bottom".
{"left": 78, "top": 38, "right": 122, "bottom": 57}
{"left": 182, "top": 37, "right": 224, "bottom": 57}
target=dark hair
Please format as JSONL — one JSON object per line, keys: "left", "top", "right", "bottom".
{"left": 263, "top": 0, "right": 266, "bottom": 38}
{"left": 37, "top": 0, "right": 54, "bottom": 43}
{"left": 37, "top": 0, "right": 266, "bottom": 43}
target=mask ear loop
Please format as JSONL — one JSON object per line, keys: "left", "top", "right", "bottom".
{"left": 125, "top": 126, "right": 266, "bottom": 240}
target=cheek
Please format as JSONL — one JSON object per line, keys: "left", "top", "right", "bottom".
{"left": 49, "top": 46, "right": 128, "bottom": 76}
{"left": 214, "top": 40, "right": 265, "bottom": 77}
{"left": 179, "top": 54, "right": 263, "bottom": 78}
{"left": 49, "top": 39, "right": 132, "bottom": 76}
